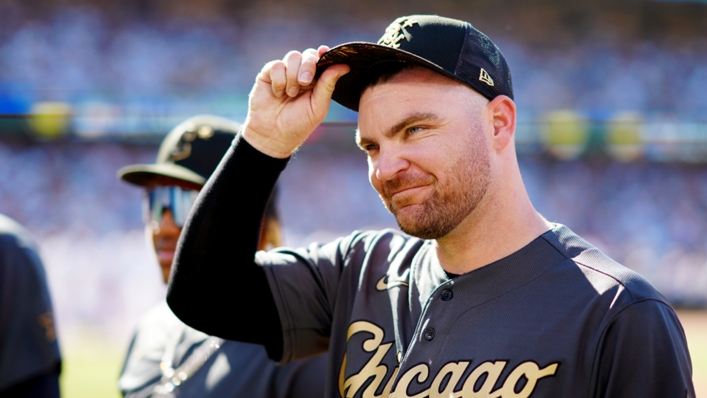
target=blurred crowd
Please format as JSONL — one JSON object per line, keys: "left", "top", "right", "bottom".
{"left": 1, "top": 3, "right": 706, "bottom": 125}
{"left": 0, "top": 4, "right": 372, "bottom": 119}
{"left": 522, "top": 157, "right": 707, "bottom": 306}
{"left": 0, "top": 138, "right": 705, "bottom": 346}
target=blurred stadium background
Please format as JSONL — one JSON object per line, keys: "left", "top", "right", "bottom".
{"left": 0, "top": 0, "right": 706, "bottom": 396}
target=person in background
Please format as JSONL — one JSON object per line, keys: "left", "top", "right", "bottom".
{"left": 117, "top": 115, "right": 326, "bottom": 398}
{"left": 0, "top": 213, "right": 61, "bottom": 398}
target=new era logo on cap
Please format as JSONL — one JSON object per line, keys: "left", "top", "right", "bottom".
{"left": 479, "top": 68, "right": 494, "bottom": 86}
{"left": 316, "top": 14, "right": 514, "bottom": 111}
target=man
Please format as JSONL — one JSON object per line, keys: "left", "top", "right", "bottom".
{"left": 166, "top": 16, "right": 695, "bottom": 397}
{"left": 117, "top": 115, "right": 327, "bottom": 398}
{"left": 0, "top": 213, "right": 61, "bottom": 397}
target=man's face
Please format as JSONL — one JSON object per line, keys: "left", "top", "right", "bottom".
{"left": 357, "top": 67, "right": 492, "bottom": 240}
{"left": 144, "top": 176, "right": 202, "bottom": 283}
{"left": 151, "top": 207, "right": 181, "bottom": 283}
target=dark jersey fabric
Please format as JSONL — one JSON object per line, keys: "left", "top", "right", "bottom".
{"left": 0, "top": 214, "right": 61, "bottom": 397}
{"left": 119, "top": 301, "right": 327, "bottom": 398}
{"left": 167, "top": 137, "right": 695, "bottom": 398}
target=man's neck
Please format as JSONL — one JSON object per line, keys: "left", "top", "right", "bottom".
{"left": 433, "top": 188, "right": 552, "bottom": 276}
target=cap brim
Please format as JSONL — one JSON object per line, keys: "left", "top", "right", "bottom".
{"left": 316, "top": 42, "right": 464, "bottom": 112}
{"left": 117, "top": 163, "right": 206, "bottom": 187}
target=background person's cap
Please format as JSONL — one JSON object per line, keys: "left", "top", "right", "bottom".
{"left": 118, "top": 115, "right": 239, "bottom": 187}
{"left": 315, "top": 14, "right": 513, "bottom": 112}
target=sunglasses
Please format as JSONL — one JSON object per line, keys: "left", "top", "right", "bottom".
{"left": 144, "top": 186, "right": 199, "bottom": 228}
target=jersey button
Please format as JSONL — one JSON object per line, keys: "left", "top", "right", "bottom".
{"left": 440, "top": 289, "right": 453, "bottom": 301}
{"left": 423, "top": 328, "right": 435, "bottom": 341}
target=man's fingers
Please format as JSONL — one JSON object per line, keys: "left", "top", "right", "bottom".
{"left": 257, "top": 47, "right": 331, "bottom": 99}
{"left": 245, "top": 48, "right": 345, "bottom": 158}
{"left": 257, "top": 60, "right": 278, "bottom": 83}
{"left": 284, "top": 51, "right": 303, "bottom": 97}
{"left": 317, "top": 45, "right": 330, "bottom": 58}
{"left": 299, "top": 48, "right": 319, "bottom": 86}
{"left": 267, "top": 61, "right": 287, "bottom": 97}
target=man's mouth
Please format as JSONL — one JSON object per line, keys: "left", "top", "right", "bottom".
{"left": 390, "top": 184, "right": 427, "bottom": 197}
{"left": 156, "top": 248, "right": 176, "bottom": 262}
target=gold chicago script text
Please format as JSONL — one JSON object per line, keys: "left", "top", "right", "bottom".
{"left": 340, "top": 321, "right": 559, "bottom": 398}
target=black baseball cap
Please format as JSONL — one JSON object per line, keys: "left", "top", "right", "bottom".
{"left": 315, "top": 14, "right": 513, "bottom": 112}
{"left": 118, "top": 115, "right": 239, "bottom": 187}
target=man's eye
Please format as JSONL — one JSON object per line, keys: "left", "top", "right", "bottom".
{"left": 365, "top": 144, "right": 379, "bottom": 152}
{"left": 407, "top": 126, "right": 422, "bottom": 135}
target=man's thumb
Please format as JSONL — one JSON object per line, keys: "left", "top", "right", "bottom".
{"left": 311, "top": 64, "right": 350, "bottom": 110}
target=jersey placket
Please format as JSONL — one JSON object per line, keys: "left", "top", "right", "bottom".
{"left": 393, "top": 277, "right": 456, "bottom": 396}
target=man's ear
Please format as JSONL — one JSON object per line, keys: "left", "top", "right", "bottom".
{"left": 488, "top": 95, "right": 516, "bottom": 151}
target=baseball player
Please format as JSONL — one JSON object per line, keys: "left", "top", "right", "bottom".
{"left": 166, "top": 16, "right": 695, "bottom": 397}
{"left": 0, "top": 213, "right": 61, "bottom": 397}
{"left": 116, "top": 115, "right": 327, "bottom": 398}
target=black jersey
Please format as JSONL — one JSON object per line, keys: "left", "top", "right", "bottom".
{"left": 258, "top": 225, "right": 693, "bottom": 397}
{"left": 0, "top": 214, "right": 61, "bottom": 396}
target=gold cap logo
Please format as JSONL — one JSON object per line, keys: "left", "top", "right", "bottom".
{"left": 378, "top": 17, "right": 418, "bottom": 49}
{"left": 170, "top": 124, "right": 215, "bottom": 161}
{"left": 37, "top": 312, "right": 56, "bottom": 342}
{"left": 479, "top": 68, "right": 495, "bottom": 86}
{"left": 197, "top": 125, "right": 214, "bottom": 139}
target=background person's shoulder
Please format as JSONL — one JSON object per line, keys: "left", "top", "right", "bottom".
{"left": 0, "top": 213, "right": 33, "bottom": 244}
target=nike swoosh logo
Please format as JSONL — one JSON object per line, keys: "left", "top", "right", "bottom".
{"left": 376, "top": 275, "right": 409, "bottom": 291}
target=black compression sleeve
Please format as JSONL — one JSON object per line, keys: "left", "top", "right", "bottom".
{"left": 166, "top": 134, "right": 289, "bottom": 360}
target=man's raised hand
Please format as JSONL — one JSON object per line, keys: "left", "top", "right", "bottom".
{"left": 242, "top": 46, "right": 350, "bottom": 159}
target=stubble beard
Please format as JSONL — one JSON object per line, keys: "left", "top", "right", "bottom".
{"left": 381, "top": 138, "right": 491, "bottom": 240}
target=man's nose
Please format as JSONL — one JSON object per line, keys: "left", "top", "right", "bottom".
{"left": 374, "top": 146, "right": 410, "bottom": 182}
{"left": 153, "top": 209, "right": 181, "bottom": 236}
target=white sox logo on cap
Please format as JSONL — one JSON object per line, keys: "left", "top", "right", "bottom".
{"left": 378, "top": 17, "right": 418, "bottom": 49}
{"left": 170, "top": 125, "right": 216, "bottom": 161}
